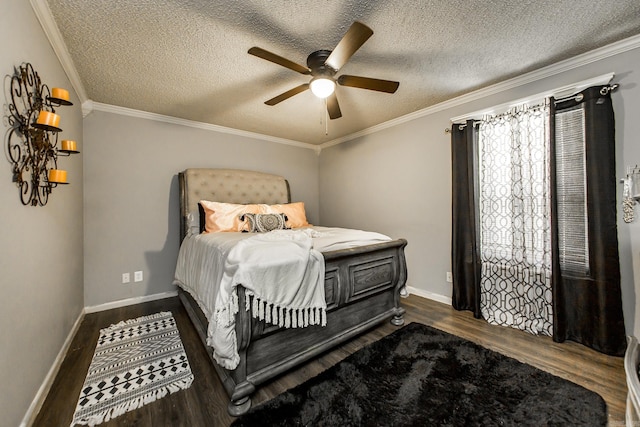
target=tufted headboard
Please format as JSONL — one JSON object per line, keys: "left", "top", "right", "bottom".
{"left": 178, "top": 168, "right": 291, "bottom": 239}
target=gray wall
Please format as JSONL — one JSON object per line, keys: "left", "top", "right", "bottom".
{"left": 6, "top": 4, "right": 639, "bottom": 422}
{"left": 83, "top": 111, "right": 319, "bottom": 307}
{"left": 320, "top": 44, "right": 640, "bottom": 336}
{"left": 0, "top": 1, "right": 84, "bottom": 425}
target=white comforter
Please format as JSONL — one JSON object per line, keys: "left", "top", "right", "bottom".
{"left": 173, "top": 226, "right": 391, "bottom": 370}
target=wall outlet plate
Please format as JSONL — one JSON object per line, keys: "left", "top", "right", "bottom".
{"left": 122, "top": 273, "right": 130, "bottom": 284}
{"left": 446, "top": 272, "right": 453, "bottom": 283}
{"left": 134, "top": 271, "right": 143, "bottom": 282}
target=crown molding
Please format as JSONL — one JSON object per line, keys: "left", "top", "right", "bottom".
{"left": 319, "top": 33, "right": 640, "bottom": 150}
{"left": 32, "top": 0, "right": 640, "bottom": 154}
{"left": 81, "top": 100, "right": 94, "bottom": 118}
{"left": 30, "top": 0, "right": 318, "bottom": 151}
{"left": 89, "top": 102, "right": 317, "bottom": 150}
{"left": 449, "top": 72, "right": 615, "bottom": 123}
{"left": 30, "top": 0, "right": 89, "bottom": 103}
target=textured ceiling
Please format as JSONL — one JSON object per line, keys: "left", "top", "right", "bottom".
{"left": 44, "top": 0, "right": 640, "bottom": 145}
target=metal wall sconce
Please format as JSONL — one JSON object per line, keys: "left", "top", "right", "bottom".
{"left": 621, "top": 165, "right": 640, "bottom": 223}
{"left": 6, "top": 62, "right": 79, "bottom": 206}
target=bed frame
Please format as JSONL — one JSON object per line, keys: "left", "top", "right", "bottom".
{"left": 177, "top": 168, "right": 408, "bottom": 415}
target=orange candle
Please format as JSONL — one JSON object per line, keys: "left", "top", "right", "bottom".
{"left": 61, "top": 140, "right": 77, "bottom": 151}
{"left": 48, "top": 169, "right": 67, "bottom": 183}
{"left": 36, "top": 111, "right": 60, "bottom": 128}
{"left": 51, "top": 87, "right": 69, "bottom": 101}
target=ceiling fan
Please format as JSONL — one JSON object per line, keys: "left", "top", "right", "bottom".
{"left": 248, "top": 21, "right": 399, "bottom": 120}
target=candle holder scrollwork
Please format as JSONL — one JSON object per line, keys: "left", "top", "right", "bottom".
{"left": 6, "top": 62, "right": 78, "bottom": 206}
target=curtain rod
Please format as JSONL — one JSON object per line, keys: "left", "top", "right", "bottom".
{"left": 448, "top": 72, "right": 614, "bottom": 124}
{"left": 445, "top": 122, "right": 480, "bottom": 134}
{"left": 553, "top": 83, "right": 619, "bottom": 104}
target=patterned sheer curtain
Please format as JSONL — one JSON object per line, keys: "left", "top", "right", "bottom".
{"left": 477, "top": 103, "right": 553, "bottom": 336}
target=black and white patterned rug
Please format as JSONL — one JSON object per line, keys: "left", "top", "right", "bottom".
{"left": 71, "top": 311, "right": 193, "bottom": 426}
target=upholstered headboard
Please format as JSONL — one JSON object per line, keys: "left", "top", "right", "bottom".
{"left": 178, "top": 168, "right": 291, "bottom": 239}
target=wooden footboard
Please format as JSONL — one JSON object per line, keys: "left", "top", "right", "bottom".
{"left": 178, "top": 238, "right": 407, "bottom": 416}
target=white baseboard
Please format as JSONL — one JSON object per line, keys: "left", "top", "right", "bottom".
{"left": 21, "top": 290, "right": 180, "bottom": 425}
{"left": 21, "top": 286, "right": 442, "bottom": 425}
{"left": 20, "top": 308, "right": 85, "bottom": 427}
{"left": 84, "top": 290, "right": 179, "bottom": 314}
{"left": 406, "top": 285, "right": 452, "bottom": 306}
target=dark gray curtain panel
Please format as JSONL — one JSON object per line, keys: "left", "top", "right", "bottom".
{"left": 551, "top": 86, "right": 626, "bottom": 356}
{"left": 451, "top": 120, "right": 481, "bottom": 318}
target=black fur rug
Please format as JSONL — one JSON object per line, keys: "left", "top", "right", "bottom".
{"left": 231, "top": 322, "right": 607, "bottom": 426}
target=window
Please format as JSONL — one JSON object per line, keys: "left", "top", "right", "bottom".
{"left": 477, "top": 106, "right": 550, "bottom": 269}
{"left": 476, "top": 104, "right": 553, "bottom": 335}
{"left": 554, "top": 107, "right": 590, "bottom": 276}
{"left": 451, "top": 83, "right": 625, "bottom": 353}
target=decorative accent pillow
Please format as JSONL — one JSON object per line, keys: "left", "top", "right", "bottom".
{"left": 241, "top": 213, "right": 289, "bottom": 233}
{"left": 199, "top": 201, "right": 267, "bottom": 232}
{"left": 265, "top": 202, "right": 311, "bottom": 228}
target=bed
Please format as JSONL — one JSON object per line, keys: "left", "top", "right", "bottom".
{"left": 174, "top": 168, "right": 408, "bottom": 415}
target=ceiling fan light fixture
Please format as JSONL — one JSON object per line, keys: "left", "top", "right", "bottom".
{"left": 249, "top": 22, "right": 398, "bottom": 120}
{"left": 309, "top": 77, "right": 335, "bottom": 98}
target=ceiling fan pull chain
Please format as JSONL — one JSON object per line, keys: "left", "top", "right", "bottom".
{"left": 325, "top": 98, "right": 329, "bottom": 135}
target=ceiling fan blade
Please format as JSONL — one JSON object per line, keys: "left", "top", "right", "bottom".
{"left": 326, "top": 92, "right": 342, "bottom": 120}
{"left": 325, "top": 21, "right": 373, "bottom": 72}
{"left": 337, "top": 75, "right": 399, "bottom": 93}
{"left": 248, "top": 47, "right": 310, "bottom": 75}
{"left": 264, "top": 84, "right": 309, "bottom": 106}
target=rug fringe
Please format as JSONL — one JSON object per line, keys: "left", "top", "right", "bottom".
{"left": 70, "top": 376, "right": 194, "bottom": 426}
{"left": 104, "top": 311, "right": 172, "bottom": 331}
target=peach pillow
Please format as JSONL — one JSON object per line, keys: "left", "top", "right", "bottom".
{"left": 200, "top": 201, "right": 267, "bottom": 232}
{"left": 266, "top": 202, "right": 310, "bottom": 228}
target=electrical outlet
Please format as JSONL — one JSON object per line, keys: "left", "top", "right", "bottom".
{"left": 122, "top": 273, "right": 130, "bottom": 284}
{"left": 446, "top": 272, "right": 453, "bottom": 283}
{"left": 134, "top": 270, "right": 143, "bottom": 282}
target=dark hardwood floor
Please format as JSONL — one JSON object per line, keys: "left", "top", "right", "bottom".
{"left": 34, "top": 294, "right": 627, "bottom": 426}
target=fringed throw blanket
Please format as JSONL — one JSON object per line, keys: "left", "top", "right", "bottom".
{"left": 212, "top": 230, "right": 326, "bottom": 369}
{"left": 70, "top": 312, "right": 193, "bottom": 426}
{"left": 174, "top": 229, "right": 327, "bottom": 369}
{"left": 174, "top": 227, "right": 392, "bottom": 370}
